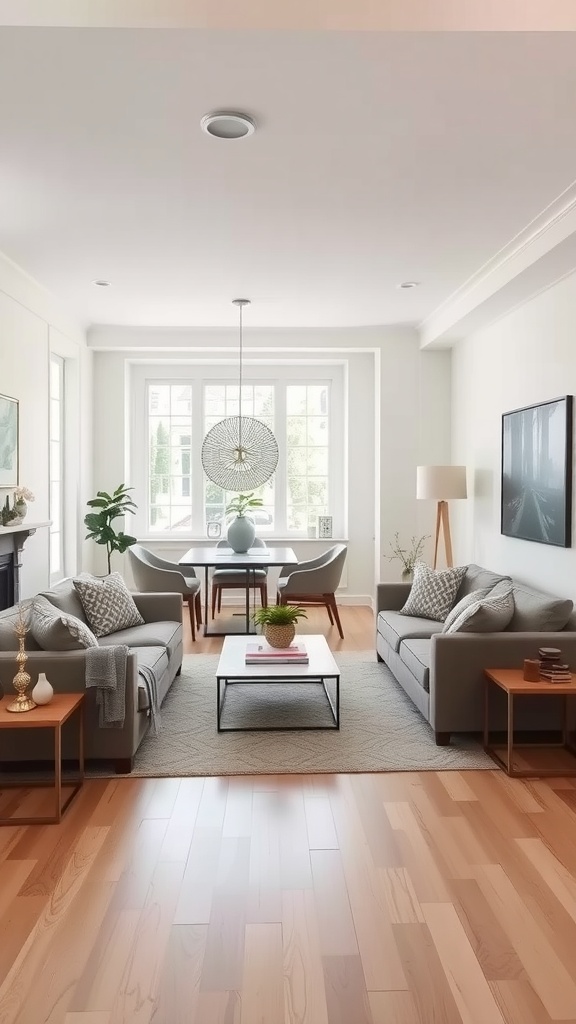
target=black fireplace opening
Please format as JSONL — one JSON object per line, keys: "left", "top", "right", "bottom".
{"left": 0, "top": 553, "right": 15, "bottom": 611}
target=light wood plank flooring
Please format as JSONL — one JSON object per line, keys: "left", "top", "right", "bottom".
{"left": 1, "top": 607, "right": 576, "bottom": 1022}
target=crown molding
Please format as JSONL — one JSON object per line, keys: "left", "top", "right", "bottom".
{"left": 419, "top": 179, "right": 576, "bottom": 348}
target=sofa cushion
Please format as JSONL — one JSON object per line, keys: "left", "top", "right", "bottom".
{"left": 377, "top": 610, "right": 444, "bottom": 652}
{"left": 98, "top": 620, "right": 181, "bottom": 662}
{"left": 507, "top": 582, "right": 573, "bottom": 632}
{"left": 133, "top": 645, "right": 170, "bottom": 712}
{"left": 399, "top": 561, "right": 467, "bottom": 622}
{"left": 442, "top": 586, "right": 493, "bottom": 633}
{"left": 455, "top": 564, "right": 511, "bottom": 602}
{"left": 73, "top": 572, "right": 144, "bottom": 637}
{"left": 444, "top": 583, "right": 514, "bottom": 634}
{"left": 30, "top": 595, "right": 98, "bottom": 651}
{"left": 399, "top": 639, "right": 431, "bottom": 691}
{"left": 39, "top": 579, "right": 88, "bottom": 623}
{"left": 0, "top": 600, "right": 41, "bottom": 652}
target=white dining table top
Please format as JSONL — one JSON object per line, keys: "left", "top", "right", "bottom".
{"left": 178, "top": 546, "right": 298, "bottom": 568}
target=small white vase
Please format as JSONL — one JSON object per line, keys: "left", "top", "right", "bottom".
{"left": 32, "top": 672, "right": 54, "bottom": 705}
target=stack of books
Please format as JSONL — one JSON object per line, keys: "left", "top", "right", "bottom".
{"left": 245, "top": 642, "right": 309, "bottom": 665}
{"left": 539, "top": 646, "right": 572, "bottom": 683}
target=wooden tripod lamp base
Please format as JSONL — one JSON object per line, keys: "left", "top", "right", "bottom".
{"left": 416, "top": 465, "right": 467, "bottom": 570}
{"left": 433, "top": 500, "right": 453, "bottom": 569}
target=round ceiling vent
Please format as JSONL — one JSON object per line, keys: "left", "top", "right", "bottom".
{"left": 200, "top": 111, "right": 256, "bottom": 140}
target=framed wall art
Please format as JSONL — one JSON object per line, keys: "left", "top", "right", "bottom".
{"left": 0, "top": 394, "right": 18, "bottom": 487}
{"left": 317, "top": 515, "right": 333, "bottom": 539}
{"left": 207, "top": 521, "right": 222, "bottom": 540}
{"left": 501, "top": 395, "right": 573, "bottom": 547}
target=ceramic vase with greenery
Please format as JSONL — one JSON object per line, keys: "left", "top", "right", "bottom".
{"left": 225, "top": 492, "right": 263, "bottom": 553}
{"left": 84, "top": 483, "right": 138, "bottom": 574}
{"left": 386, "top": 532, "right": 429, "bottom": 581}
{"left": 253, "top": 604, "right": 308, "bottom": 649}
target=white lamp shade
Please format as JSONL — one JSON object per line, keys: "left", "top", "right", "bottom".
{"left": 416, "top": 465, "right": 467, "bottom": 500}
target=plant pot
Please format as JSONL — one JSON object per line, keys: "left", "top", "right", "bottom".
{"left": 14, "top": 499, "right": 27, "bottom": 520}
{"left": 227, "top": 514, "right": 256, "bottom": 553}
{"left": 401, "top": 569, "right": 414, "bottom": 583}
{"left": 264, "top": 623, "right": 296, "bottom": 649}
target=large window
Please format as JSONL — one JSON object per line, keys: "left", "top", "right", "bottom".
{"left": 148, "top": 384, "right": 193, "bottom": 532}
{"left": 49, "top": 355, "right": 64, "bottom": 580}
{"left": 137, "top": 365, "right": 343, "bottom": 538}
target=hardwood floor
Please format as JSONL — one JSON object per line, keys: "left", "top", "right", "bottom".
{"left": 2, "top": 607, "right": 576, "bottom": 1022}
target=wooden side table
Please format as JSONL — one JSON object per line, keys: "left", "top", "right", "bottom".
{"left": 484, "top": 667, "right": 576, "bottom": 778}
{"left": 0, "top": 692, "right": 84, "bottom": 824}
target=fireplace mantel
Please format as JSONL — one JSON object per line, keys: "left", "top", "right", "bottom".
{"left": 0, "top": 522, "right": 51, "bottom": 608}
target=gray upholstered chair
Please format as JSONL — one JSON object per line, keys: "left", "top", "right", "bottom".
{"left": 128, "top": 544, "right": 202, "bottom": 640}
{"left": 211, "top": 537, "right": 268, "bottom": 618}
{"left": 276, "top": 543, "right": 347, "bottom": 639}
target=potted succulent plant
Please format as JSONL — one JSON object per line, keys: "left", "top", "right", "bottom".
{"left": 253, "top": 604, "right": 308, "bottom": 649}
{"left": 225, "top": 492, "right": 264, "bottom": 553}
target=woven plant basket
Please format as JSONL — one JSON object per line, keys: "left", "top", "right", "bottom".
{"left": 264, "top": 623, "right": 296, "bottom": 649}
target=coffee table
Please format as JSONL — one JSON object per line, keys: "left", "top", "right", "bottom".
{"left": 216, "top": 634, "right": 340, "bottom": 732}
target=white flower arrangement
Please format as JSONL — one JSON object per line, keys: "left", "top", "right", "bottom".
{"left": 14, "top": 486, "right": 35, "bottom": 502}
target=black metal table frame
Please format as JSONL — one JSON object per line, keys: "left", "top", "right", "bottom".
{"left": 216, "top": 672, "right": 340, "bottom": 732}
{"left": 201, "top": 565, "right": 261, "bottom": 638}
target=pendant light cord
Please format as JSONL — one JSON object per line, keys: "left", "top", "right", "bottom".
{"left": 238, "top": 300, "right": 243, "bottom": 452}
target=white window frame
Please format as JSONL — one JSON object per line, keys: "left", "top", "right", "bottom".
{"left": 130, "top": 361, "right": 345, "bottom": 540}
{"left": 49, "top": 354, "right": 65, "bottom": 582}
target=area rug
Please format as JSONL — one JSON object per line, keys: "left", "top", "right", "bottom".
{"left": 125, "top": 652, "right": 492, "bottom": 777}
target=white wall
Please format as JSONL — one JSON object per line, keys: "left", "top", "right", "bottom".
{"left": 89, "top": 325, "right": 451, "bottom": 601}
{"left": 451, "top": 269, "right": 576, "bottom": 599}
{"left": 0, "top": 252, "right": 91, "bottom": 596}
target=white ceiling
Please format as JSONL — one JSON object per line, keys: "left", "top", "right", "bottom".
{"left": 1, "top": 28, "right": 576, "bottom": 329}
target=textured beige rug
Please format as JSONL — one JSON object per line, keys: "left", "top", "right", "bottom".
{"left": 127, "top": 652, "right": 492, "bottom": 776}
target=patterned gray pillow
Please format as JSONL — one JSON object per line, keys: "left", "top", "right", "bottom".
{"left": 442, "top": 586, "right": 493, "bottom": 633}
{"left": 444, "top": 584, "right": 515, "bottom": 634}
{"left": 31, "top": 595, "right": 98, "bottom": 650}
{"left": 73, "top": 572, "right": 144, "bottom": 638}
{"left": 399, "top": 561, "right": 467, "bottom": 622}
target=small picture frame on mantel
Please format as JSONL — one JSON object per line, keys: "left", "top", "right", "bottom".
{"left": 317, "top": 515, "right": 333, "bottom": 539}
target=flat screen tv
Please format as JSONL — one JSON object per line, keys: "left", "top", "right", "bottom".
{"left": 501, "top": 395, "right": 573, "bottom": 547}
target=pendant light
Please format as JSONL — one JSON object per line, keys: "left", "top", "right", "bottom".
{"left": 201, "top": 299, "right": 279, "bottom": 491}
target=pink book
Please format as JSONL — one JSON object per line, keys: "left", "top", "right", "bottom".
{"left": 246, "top": 642, "right": 307, "bottom": 658}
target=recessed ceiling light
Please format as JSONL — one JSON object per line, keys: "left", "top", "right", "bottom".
{"left": 200, "top": 111, "right": 256, "bottom": 140}
{"left": 398, "top": 281, "right": 420, "bottom": 289}
{"left": 92, "top": 279, "right": 111, "bottom": 287}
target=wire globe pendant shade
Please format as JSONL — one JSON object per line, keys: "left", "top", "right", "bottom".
{"left": 201, "top": 299, "right": 279, "bottom": 490}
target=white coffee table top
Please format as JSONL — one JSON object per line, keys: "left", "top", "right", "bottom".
{"left": 217, "top": 634, "right": 340, "bottom": 678}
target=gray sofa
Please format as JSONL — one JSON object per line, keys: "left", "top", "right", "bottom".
{"left": 376, "top": 564, "right": 576, "bottom": 745}
{"left": 0, "top": 578, "right": 183, "bottom": 772}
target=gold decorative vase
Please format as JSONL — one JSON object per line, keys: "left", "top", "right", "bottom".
{"left": 7, "top": 609, "right": 36, "bottom": 713}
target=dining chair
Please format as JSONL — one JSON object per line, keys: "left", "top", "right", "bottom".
{"left": 276, "top": 543, "right": 347, "bottom": 639}
{"left": 128, "top": 544, "right": 202, "bottom": 640}
{"left": 211, "top": 537, "right": 268, "bottom": 618}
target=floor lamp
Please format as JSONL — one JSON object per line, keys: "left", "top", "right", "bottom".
{"left": 416, "top": 465, "right": 467, "bottom": 569}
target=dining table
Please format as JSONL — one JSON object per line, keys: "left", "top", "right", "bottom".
{"left": 178, "top": 545, "right": 298, "bottom": 637}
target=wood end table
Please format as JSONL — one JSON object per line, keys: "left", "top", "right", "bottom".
{"left": 484, "top": 667, "right": 576, "bottom": 778}
{"left": 0, "top": 692, "right": 85, "bottom": 824}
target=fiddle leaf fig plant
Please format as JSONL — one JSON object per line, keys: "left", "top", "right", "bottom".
{"left": 84, "top": 483, "right": 138, "bottom": 574}
{"left": 225, "top": 492, "right": 264, "bottom": 518}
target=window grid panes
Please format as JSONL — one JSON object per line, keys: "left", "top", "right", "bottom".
{"left": 286, "top": 385, "right": 329, "bottom": 531}
{"left": 204, "top": 384, "right": 275, "bottom": 530}
{"left": 148, "top": 384, "right": 193, "bottom": 532}
{"left": 49, "top": 355, "right": 64, "bottom": 579}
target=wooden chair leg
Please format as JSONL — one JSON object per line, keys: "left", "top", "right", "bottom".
{"left": 324, "top": 594, "right": 334, "bottom": 625}
{"left": 329, "top": 594, "right": 344, "bottom": 640}
{"left": 188, "top": 597, "right": 196, "bottom": 641}
{"left": 195, "top": 591, "right": 202, "bottom": 627}
{"left": 261, "top": 582, "right": 268, "bottom": 607}
{"left": 211, "top": 585, "right": 218, "bottom": 619}
{"left": 218, "top": 587, "right": 222, "bottom": 613}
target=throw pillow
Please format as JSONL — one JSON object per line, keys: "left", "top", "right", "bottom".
{"left": 30, "top": 595, "right": 98, "bottom": 651}
{"left": 444, "top": 584, "right": 515, "bottom": 634}
{"left": 73, "top": 572, "right": 144, "bottom": 638}
{"left": 399, "top": 562, "right": 467, "bottom": 623}
{"left": 441, "top": 586, "right": 493, "bottom": 633}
